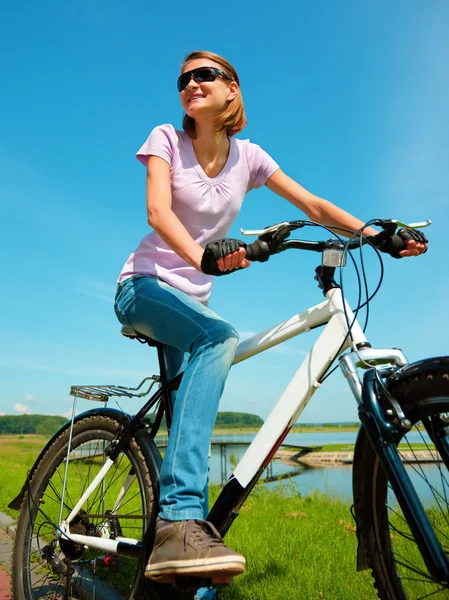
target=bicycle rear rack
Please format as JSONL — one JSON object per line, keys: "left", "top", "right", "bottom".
{"left": 69, "top": 376, "right": 161, "bottom": 403}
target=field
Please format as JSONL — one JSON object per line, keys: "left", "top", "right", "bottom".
{"left": 1, "top": 434, "right": 443, "bottom": 599}
{"left": 1, "top": 435, "right": 378, "bottom": 599}
{"left": 0, "top": 435, "right": 48, "bottom": 517}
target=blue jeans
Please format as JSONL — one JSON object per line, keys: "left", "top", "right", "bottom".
{"left": 114, "top": 275, "right": 239, "bottom": 521}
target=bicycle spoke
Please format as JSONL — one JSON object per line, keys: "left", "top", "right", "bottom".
{"left": 55, "top": 463, "right": 76, "bottom": 512}
{"left": 398, "top": 448, "right": 449, "bottom": 521}
{"left": 401, "top": 456, "right": 449, "bottom": 519}
{"left": 88, "top": 453, "right": 128, "bottom": 518}
{"left": 83, "top": 440, "right": 110, "bottom": 517}
{"left": 416, "top": 586, "right": 448, "bottom": 599}
{"left": 45, "top": 479, "right": 73, "bottom": 517}
{"left": 380, "top": 403, "right": 449, "bottom": 599}
{"left": 14, "top": 417, "right": 155, "bottom": 599}
{"left": 113, "top": 489, "right": 142, "bottom": 513}
{"left": 77, "top": 440, "right": 101, "bottom": 501}
{"left": 422, "top": 422, "right": 449, "bottom": 508}
{"left": 394, "top": 555, "right": 433, "bottom": 580}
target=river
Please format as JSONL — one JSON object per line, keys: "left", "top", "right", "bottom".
{"left": 157, "top": 430, "right": 442, "bottom": 506}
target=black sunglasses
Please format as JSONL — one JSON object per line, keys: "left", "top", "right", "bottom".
{"left": 177, "top": 66, "right": 232, "bottom": 92}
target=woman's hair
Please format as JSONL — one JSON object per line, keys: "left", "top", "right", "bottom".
{"left": 181, "top": 51, "right": 247, "bottom": 138}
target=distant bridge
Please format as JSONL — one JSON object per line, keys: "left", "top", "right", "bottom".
{"left": 155, "top": 439, "right": 322, "bottom": 485}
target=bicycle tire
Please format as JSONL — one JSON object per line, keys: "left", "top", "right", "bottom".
{"left": 12, "top": 414, "right": 157, "bottom": 600}
{"left": 355, "top": 364, "right": 449, "bottom": 599}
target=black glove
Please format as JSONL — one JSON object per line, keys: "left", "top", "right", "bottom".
{"left": 201, "top": 238, "right": 247, "bottom": 276}
{"left": 376, "top": 228, "right": 428, "bottom": 259}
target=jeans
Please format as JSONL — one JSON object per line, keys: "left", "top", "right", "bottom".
{"left": 114, "top": 275, "right": 239, "bottom": 521}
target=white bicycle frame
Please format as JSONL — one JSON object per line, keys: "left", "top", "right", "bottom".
{"left": 58, "top": 284, "right": 409, "bottom": 554}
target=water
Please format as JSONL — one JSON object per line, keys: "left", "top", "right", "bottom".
{"left": 157, "top": 430, "right": 441, "bottom": 505}
{"left": 205, "top": 435, "right": 356, "bottom": 498}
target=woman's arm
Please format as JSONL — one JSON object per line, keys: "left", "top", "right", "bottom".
{"left": 266, "top": 169, "right": 425, "bottom": 257}
{"left": 146, "top": 156, "right": 249, "bottom": 272}
{"left": 146, "top": 156, "right": 204, "bottom": 270}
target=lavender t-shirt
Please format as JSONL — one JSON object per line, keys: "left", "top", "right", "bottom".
{"left": 118, "top": 124, "right": 279, "bottom": 304}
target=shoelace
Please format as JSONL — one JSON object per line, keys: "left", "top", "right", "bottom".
{"left": 184, "top": 520, "right": 224, "bottom": 551}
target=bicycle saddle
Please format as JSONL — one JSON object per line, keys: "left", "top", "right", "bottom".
{"left": 120, "top": 324, "right": 159, "bottom": 347}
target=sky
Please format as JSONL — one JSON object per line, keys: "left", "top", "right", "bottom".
{"left": 1, "top": 0, "right": 448, "bottom": 424}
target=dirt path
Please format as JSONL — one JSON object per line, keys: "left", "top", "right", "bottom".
{"left": 0, "top": 529, "right": 12, "bottom": 600}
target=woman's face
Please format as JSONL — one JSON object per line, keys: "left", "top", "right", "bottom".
{"left": 180, "top": 58, "right": 237, "bottom": 121}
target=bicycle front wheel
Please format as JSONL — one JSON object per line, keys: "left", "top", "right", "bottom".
{"left": 12, "top": 413, "right": 156, "bottom": 600}
{"left": 356, "top": 361, "right": 449, "bottom": 599}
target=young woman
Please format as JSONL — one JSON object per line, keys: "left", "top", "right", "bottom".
{"left": 114, "top": 51, "right": 427, "bottom": 594}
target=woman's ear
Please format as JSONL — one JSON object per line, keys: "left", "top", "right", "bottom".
{"left": 227, "top": 81, "right": 239, "bottom": 102}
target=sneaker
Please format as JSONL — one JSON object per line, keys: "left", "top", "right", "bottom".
{"left": 145, "top": 518, "right": 246, "bottom": 580}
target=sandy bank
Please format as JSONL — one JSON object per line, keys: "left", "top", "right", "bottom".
{"left": 276, "top": 449, "right": 440, "bottom": 466}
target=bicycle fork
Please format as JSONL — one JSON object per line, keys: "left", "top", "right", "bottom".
{"left": 360, "top": 368, "right": 449, "bottom": 583}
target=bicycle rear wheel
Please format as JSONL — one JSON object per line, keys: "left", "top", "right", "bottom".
{"left": 12, "top": 414, "right": 155, "bottom": 600}
{"left": 355, "top": 363, "right": 449, "bottom": 599}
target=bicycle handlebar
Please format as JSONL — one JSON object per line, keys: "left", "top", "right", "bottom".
{"left": 243, "top": 220, "right": 412, "bottom": 263}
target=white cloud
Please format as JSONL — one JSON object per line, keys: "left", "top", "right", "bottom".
{"left": 15, "top": 403, "right": 31, "bottom": 414}
{"left": 246, "top": 398, "right": 257, "bottom": 404}
{"left": 74, "top": 277, "right": 116, "bottom": 303}
{"left": 0, "top": 412, "right": 5, "bottom": 416}
{"left": 61, "top": 409, "right": 75, "bottom": 419}
{"left": 25, "top": 394, "right": 36, "bottom": 401}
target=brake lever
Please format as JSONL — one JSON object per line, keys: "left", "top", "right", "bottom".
{"left": 260, "top": 224, "right": 291, "bottom": 245}
{"left": 240, "top": 220, "right": 308, "bottom": 237}
{"left": 240, "top": 222, "right": 291, "bottom": 237}
{"left": 373, "top": 218, "right": 432, "bottom": 231}
{"left": 393, "top": 219, "right": 432, "bottom": 229}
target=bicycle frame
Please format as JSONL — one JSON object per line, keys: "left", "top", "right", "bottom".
{"left": 57, "top": 284, "right": 404, "bottom": 553}
{"left": 53, "top": 277, "right": 449, "bottom": 584}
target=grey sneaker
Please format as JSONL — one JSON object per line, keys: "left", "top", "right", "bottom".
{"left": 145, "top": 518, "right": 246, "bottom": 581}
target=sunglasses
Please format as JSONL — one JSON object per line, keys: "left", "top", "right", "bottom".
{"left": 177, "top": 66, "right": 232, "bottom": 92}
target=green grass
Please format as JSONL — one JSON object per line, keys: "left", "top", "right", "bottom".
{"left": 0, "top": 435, "right": 48, "bottom": 517}
{"left": 0, "top": 434, "right": 147, "bottom": 594}
{"left": 209, "top": 485, "right": 378, "bottom": 600}
{"left": 1, "top": 436, "right": 377, "bottom": 598}
{"left": 1, "top": 435, "right": 444, "bottom": 599}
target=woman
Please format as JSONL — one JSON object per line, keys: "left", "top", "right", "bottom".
{"left": 114, "top": 50, "right": 427, "bottom": 592}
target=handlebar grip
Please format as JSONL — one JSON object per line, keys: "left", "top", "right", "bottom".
{"left": 389, "top": 234, "right": 407, "bottom": 255}
{"left": 245, "top": 239, "right": 271, "bottom": 262}
{"left": 372, "top": 231, "right": 407, "bottom": 258}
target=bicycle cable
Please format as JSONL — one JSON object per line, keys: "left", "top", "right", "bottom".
{"left": 318, "top": 224, "right": 367, "bottom": 384}
{"left": 314, "top": 219, "right": 386, "bottom": 383}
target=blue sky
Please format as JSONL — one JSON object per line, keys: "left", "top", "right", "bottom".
{"left": 1, "top": 0, "right": 448, "bottom": 423}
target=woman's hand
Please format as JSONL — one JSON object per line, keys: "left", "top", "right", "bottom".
{"left": 398, "top": 238, "right": 428, "bottom": 257}
{"left": 201, "top": 239, "right": 250, "bottom": 275}
{"left": 217, "top": 247, "right": 250, "bottom": 271}
{"left": 376, "top": 228, "right": 428, "bottom": 259}
{"left": 399, "top": 241, "right": 427, "bottom": 257}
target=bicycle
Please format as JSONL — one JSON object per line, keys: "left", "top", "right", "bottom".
{"left": 9, "top": 217, "right": 449, "bottom": 600}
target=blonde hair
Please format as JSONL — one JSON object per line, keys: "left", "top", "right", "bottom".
{"left": 181, "top": 51, "right": 247, "bottom": 138}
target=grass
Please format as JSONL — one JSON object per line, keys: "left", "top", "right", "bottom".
{"left": 0, "top": 434, "right": 48, "bottom": 518}
{"left": 0, "top": 434, "right": 435, "bottom": 518}
{"left": 1, "top": 435, "right": 446, "bottom": 599}
{"left": 209, "top": 485, "right": 378, "bottom": 600}
{"left": 1, "top": 433, "right": 148, "bottom": 595}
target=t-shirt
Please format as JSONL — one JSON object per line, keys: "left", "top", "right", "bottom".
{"left": 118, "top": 124, "right": 279, "bottom": 304}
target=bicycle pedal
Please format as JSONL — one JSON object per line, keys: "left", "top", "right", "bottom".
{"left": 207, "top": 575, "right": 233, "bottom": 586}
{"left": 175, "top": 574, "right": 233, "bottom": 589}
{"left": 147, "top": 573, "right": 177, "bottom": 584}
